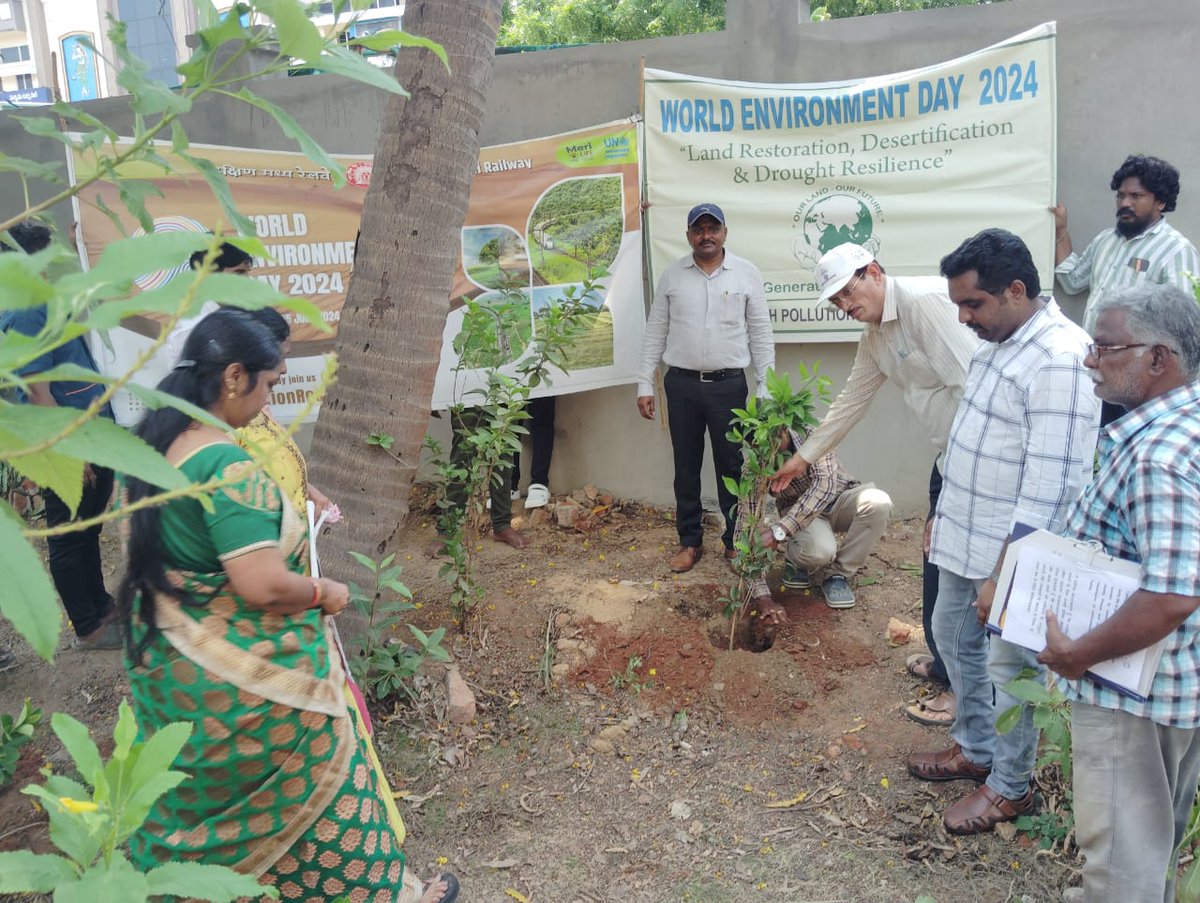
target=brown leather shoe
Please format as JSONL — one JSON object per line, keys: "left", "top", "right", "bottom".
{"left": 907, "top": 743, "right": 990, "bottom": 783}
{"left": 723, "top": 547, "right": 736, "bottom": 561}
{"left": 669, "top": 546, "right": 703, "bottom": 573}
{"left": 943, "top": 783, "right": 1034, "bottom": 835}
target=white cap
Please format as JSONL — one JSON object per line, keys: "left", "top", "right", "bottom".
{"left": 815, "top": 243, "right": 875, "bottom": 302}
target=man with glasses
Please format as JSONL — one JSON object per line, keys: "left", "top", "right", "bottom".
{"left": 1052, "top": 154, "right": 1200, "bottom": 426}
{"left": 1026, "top": 284, "right": 1200, "bottom": 901}
{"left": 638, "top": 203, "right": 774, "bottom": 573}
{"left": 771, "top": 243, "right": 977, "bottom": 708}
{"left": 909, "top": 228, "right": 1099, "bottom": 836}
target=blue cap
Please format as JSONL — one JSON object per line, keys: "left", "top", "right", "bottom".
{"left": 687, "top": 203, "right": 726, "bottom": 227}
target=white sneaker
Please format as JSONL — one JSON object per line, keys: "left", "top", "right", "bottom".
{"left": 524, "top": 483, "right": 550, "bottom": 509}
{"left": 510, "top": 489, "right": 522, "bottom": 501}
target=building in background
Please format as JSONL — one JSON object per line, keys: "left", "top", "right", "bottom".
{"left": 1, "top": 0, "right": 403, "bottom": 106}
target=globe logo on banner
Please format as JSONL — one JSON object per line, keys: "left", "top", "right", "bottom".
{"left": 791, "top": 186, "right": 883, "bottom": 271}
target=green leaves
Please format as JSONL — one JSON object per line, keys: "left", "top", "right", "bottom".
{"left": 259, "top": 0, "right": 325, "bottom": 60}
{"left": 176, "top": 151, "right": 256, "bottom": 236}
{"left": 0, "top": 850, "right": 77, "bottom": 893}
{"left": 311, "top": 45, "right": 410, "bottom": 97}
{"left": 233, "top": 88, "right": 347, "bottom": 187}
{"left": 52, "top": 713, "right": 105, "bottom": 786}
{"left": 0, "top": 504, "right": 60, "bottom": 659}
{"left": 350, "top": 29, "right": 451, "bottom": 70}
{"left": 0, "top": 405, "right": 189, "bottom": 498}
{"left": 146, "top": 861, "right": 279, "bottom": 901}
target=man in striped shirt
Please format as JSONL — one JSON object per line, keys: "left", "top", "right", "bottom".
{"left": 1053, "top": 154, "right": 1199, "bottom": 425}
{"left": 907, "top": 229, "right": 1100, "bottom": 836}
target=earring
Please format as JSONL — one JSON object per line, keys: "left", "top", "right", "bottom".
{"left": 226, "top": 383, "right": 237, "bottom": 400}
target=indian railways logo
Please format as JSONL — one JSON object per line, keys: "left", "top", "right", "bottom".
{"left": 791, "top": 185, "right": 884, "bottom": 270}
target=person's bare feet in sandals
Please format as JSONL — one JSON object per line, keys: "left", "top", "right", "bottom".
{"left": 418, "top": 872, "right": 460, "bottom": 903}
{"left": 493, "top": 526, "right": 528, "bottom": 550}
{"left": 906, "top": 653, "right": 948, "bottom": 685}
{"left": 746, "top": 593, "right": 788, "bottom": 651}
{"left": 905, "top": 690, "right": 956, "bottom": 726}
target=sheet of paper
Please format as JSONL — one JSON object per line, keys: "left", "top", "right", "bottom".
{"left": 1000, "top": 544, "right": 1141, "bottom": 650}
{"left": 999, "top": 543, "right": 1154, "bottom": 691}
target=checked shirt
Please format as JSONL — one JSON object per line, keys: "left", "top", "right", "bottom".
{"left": 1060, "top": 382, "right": 1200, "bottom": 728}
{"left": 929, "top": 299, "right": 1100, "bottom": 579}
{"left": 733, "top": 427, "right": 856, "bottom": 599}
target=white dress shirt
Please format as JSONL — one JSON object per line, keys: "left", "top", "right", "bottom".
{"left": 637, "top": 250, "right": 775, "bottom": 396}
{"left": 798, "top": 275, "right": 979, "bottom": 464}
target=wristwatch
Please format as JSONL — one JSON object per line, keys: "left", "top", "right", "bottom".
{"left": 771, "top": 524, "right": 788, "bottom": 543}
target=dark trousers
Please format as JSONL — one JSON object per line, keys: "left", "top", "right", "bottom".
{"left": 512, "top": 395, "right": 555, "bottom": 490}
{"left": 447, "top": 408, "right": 513, "bottom": 533}
{"left": 664, "top": 368, "right": 746, "bottom": 550}
{"left": 922, "top": 461, "right": 949, "bottom": 684}
{"left": 43, "top": 465, "right": 114, "bottom": 638}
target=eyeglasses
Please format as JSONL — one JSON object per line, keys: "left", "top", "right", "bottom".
{"left": 1086, "top": 342, "right": 1179, "bottom": 359}
{"left": 828, "top": 271, "right": 865, "bottom": 308}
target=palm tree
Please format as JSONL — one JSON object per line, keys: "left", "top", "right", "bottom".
{"left": 308, "top": 0, "right": 504, "bottom": 641}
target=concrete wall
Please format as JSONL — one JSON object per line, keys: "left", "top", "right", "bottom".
{"left": 4, "top": 0, "right": 1198, "bottom": 514}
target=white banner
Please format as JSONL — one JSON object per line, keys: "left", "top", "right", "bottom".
{"left": 644, "top": 23, "right": 1058, "bottom": 341}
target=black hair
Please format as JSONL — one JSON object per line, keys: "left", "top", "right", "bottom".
{"left": 219, "top": 305, "right": 291, "bottom": 346}
{"left": 189, "top": 241, "right": 253, "bottom": 272}
{"left": 939, "top": 228, "right": 1041, "bottom": 299}
{"left": 1, "top": 221, "right": 52, "bottom": 254}
{"left": 1111, "top": 155, "right": 1180, "bottom": 212}
{"left": 118, "top": 309, "right": 283, "bottom": 662}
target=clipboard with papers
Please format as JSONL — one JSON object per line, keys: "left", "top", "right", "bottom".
{"left": 988, "top": 522, "right": 1165, "bottom": 702}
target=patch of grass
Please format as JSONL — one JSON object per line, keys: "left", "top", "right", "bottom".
{"left": 556, "top": 308, "right": 614, "bottom": 370}
{"left": 529, "top": 242, "right": 591, "bottom": 284}
{"left": 677, "top": 878, "right": 737, "bottom": 902}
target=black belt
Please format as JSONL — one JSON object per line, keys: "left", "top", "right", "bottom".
{"left": 668, "top": 366, "right": 742, "bottom": 383}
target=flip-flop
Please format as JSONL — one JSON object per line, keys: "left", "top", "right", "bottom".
{"left": 905, "top": 690, "right": 956, "bottom": 726}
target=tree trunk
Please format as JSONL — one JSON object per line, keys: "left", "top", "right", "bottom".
{"left": 309, "top": 0, "right": 503, "bottom": 630}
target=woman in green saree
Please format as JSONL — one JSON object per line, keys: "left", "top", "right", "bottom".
{"left": 118, "top": 310, "right": 457, "bottom": 903}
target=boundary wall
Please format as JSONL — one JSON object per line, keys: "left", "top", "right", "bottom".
{"left": 3, "top": 0, "right": 1197, "bottom": 514}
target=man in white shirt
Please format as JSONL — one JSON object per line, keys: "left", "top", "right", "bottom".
{"left": 908, "top": 228, "right": 1099, "bottom": 836}
{"left": 771, "top": 242, "right": 979, "bottom": 722}
{"left": 1053, "top": 153, "right": 1200, "bottom": 426}
{"left": 637, "top": 203, "right": 775, "bottom": 573}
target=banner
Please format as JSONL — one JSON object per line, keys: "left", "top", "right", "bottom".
{"left": 62, "top": 34, "right": 99, "bottom": 102}
{"left": 71, "top": 141, "right": 370, "bottom": 425}
{"left": 644, "top": 23, "right": 1057, "bottom": 342}
{"left": 430, "top": 119, "right": 645, "bottom": 408}
{"left": 72, "top": 122, "right": 643, "bottom": 424}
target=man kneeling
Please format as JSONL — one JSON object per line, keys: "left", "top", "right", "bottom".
{"left": 734, "top": 422, "right": 892, "bottom": 646}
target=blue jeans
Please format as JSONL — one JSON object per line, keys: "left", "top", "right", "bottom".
{"left": 931, "top": 567, "right": 1043, "bottom": 799}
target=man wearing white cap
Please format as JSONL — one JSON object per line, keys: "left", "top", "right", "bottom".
{"left": 638, "top": 203, "right": 775, "bottom": 573}
{"left": 770, "top": 242, "right": 978, "bottom": 712}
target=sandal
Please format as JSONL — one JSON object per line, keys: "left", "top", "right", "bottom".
{"left": 904, "top": 690, "right": 956, "bottom": 726}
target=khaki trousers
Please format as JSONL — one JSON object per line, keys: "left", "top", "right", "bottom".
{"left": 785, "top": 483, "right": 892, "bottom": 579}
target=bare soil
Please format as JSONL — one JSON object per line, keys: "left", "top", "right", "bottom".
{"left": 0, "top": 500, "right": 1079, "bottom": 903}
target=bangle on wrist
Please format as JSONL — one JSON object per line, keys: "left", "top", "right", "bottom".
{"left": 309, "top": 578, "right": 323, "bottom": 609}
